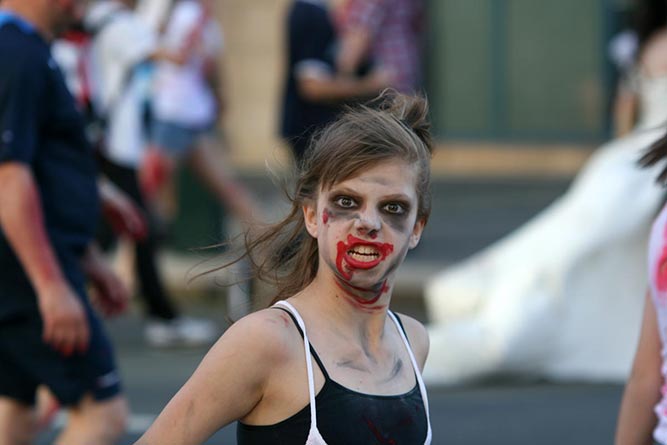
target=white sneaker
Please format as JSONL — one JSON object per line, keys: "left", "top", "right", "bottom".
{"left": 144, "top": 317, "right": 218, "bottom": 347}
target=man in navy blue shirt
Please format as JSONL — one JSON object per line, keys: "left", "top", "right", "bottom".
{"left": 0, "top": 0, "right": 130, "bottom": 443}
{"left": 280, "top": 0, "right": 391, "bottom": 165}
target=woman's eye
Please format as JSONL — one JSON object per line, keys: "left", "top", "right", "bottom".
{"left": 335, "top": 196, "right": 356, "bottom": 208}
{"left": 384, "top": 202, "right": 406, "bottom": 215}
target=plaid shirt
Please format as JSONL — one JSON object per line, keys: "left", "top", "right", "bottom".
{"left": 341, "top": 0, "right": 423, "bottom": 93}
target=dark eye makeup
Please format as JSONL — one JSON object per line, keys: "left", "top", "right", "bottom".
{"left": 382, "top": 201, "right": 409, "bottom": 215}
{"left": 332, "top": 195, "right": 357, "bottom": 209}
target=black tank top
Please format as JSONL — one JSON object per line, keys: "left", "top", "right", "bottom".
{"left": 236, "top": 307, "right": 430, "bottom": 444}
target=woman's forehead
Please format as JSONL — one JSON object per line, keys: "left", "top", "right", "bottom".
{"left": 319, "top": 160, "right": 419, "bottom": 192}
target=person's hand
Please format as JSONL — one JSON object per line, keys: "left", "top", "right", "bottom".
{"left": 82, "top": 244, "right": 130, "bottom": 317}
{"left": 37, "top": 283, "right": 90, "bottom": 356}
{"left": 99, "top": 179, "right": 147, "bottom": 241}
{"left": 88, "top": 263, "right": 130, "bottom": 317}
{"left": 152, "top": 47, "right": 189, "bottom": 66}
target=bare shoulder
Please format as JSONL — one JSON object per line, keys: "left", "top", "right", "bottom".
{"left": 393, "top": 312, "right": 430, "bottom": 370}
{"left": 133, "top": 307, "right": 306, "bottom": 440}
{"left": 215, "top": 307, "right": 302, "bottom": 365}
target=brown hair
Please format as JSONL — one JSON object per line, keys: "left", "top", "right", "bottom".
{"left": 639, "top": 131, "right": 667, "bottom": 183}
{"left": 634, "top": 0, "right": 667, "bottom": 56}
{"left": 210, "top": 91, "right": 433, "bottom": 302}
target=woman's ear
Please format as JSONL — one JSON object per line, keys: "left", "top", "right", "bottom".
{"left": 408, "top": 218, "right": 425, "bottom": 249}
{"left": 303, "top": 202, "right": 319, "bottom": 238}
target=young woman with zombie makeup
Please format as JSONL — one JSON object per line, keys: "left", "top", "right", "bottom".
{"left": 134, "top": 91, "right": 433, "bottom": 445}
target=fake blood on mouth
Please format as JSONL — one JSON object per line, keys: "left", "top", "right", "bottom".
{"left": 335, "top": 235, "right": 394, "bottom": 279}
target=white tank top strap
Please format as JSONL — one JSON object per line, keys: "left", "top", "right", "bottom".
{"left": 273, "top": 302, "right": 430, "bottom": 445}
{"left": 273, "top": 301, "right": 328, "bottom": 444}
{"left": 386, "top": 311, "right": 433, "bottom": 445}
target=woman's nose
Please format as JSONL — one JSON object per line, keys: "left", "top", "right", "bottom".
{"left": 355, "top": 207, "right": 382, "bottom": 233}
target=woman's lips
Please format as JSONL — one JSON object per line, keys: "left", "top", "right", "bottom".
{"left": 337, "top": 235, "right": 394, "bottom": 272}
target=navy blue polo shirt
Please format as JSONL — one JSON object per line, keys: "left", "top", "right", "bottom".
{"left": 0, "top": 12, "right": 100, "bottom": 319}
{"left": 280, "top": 0, "right": 339, "bottom": 160}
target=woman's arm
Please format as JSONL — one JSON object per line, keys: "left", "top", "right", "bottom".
{"left": 336, "top": 25, "right": 372, "bottom": 77}
{"left": 615, "top": 292, "right": 662, "bottom": 445}
{"left": 134, "top": 310, "right": 293, "bottom": 445}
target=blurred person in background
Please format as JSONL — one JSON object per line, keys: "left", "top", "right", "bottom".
{"left": 336, "top": 0, "right": 424, "bottom": 94}
{"left": 0, "top": 0, "right": 132, "bottom": 443}
{"left": 140, "top": 0, "right": 259, "bottom": 320}
{"left": 281, "top": 0, "right": 393, "bottom": 165}
{"left": 87, "top": 0, "right": 221, "bottom": 348}
{"left": 423, "top": 0, "right": 667, "bottom": 385}
{"left": 609, "top": 27, "right": 640, "bottom": 137}
{"left": 615, "top": 130, "right": 667, "bottom": 445}
{"left": 609, "top": 0, "right": 667, "bottom": 138}
{"left": 141, "top": 0, "right": 256, "bottom": 230}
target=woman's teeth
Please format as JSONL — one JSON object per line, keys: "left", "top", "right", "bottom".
{"left": 348, "top": 246, "right": 380, "bottom": 262}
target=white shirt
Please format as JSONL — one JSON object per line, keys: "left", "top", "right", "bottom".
{"left": 136, "top": 0, "right": 173, "bottom": 32}
{"left": 86, "top": 1, "right": 157, "bottom": 167}
{"left": 152, "top": 0, "right": 223, "bottom": 127}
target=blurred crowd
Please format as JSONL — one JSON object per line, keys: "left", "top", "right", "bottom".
{"left": 0, "top": 0, "right": 429, "bottom": 442}
{"left": 52, "top": 0, "right": 257, "bottom": 349}
{"left": 46, "top": 0, "right": 428, "bottom": 348}
{"left": 9, "top": 0, "right": 667, "bottom": 443}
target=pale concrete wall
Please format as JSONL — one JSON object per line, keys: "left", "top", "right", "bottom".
{"left": 215, "top": 0, "right": 293, "bottom": 170}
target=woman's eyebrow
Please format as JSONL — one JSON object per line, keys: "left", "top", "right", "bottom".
{"left": 327, "top": 187, "right": 412, "bottom": 202}
{"left": 380, "top": 193, "right": 412, "bottom": 201}
{"left": 327, "top": 186, "right": 360, "bottom": 196}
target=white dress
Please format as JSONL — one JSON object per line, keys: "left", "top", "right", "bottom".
{"left": 423, "top": 74, "right": 667, "bottom": 385}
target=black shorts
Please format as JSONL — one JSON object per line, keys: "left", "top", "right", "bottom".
{"left": 0, "top": 305, "right": 122, "bottom": 407}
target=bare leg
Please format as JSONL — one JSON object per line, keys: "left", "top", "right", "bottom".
{"left": 34, "top": 386, "right": 60, "bottom": 432}
{"left": 155, "top": 169, "right": 179, "bottom": 223}
{"left": 139, "top": 145, "right": 179, "bottom": 223}
{"left": 0, "top": 397, "right": 35, "bottom": 445}
{"left": 55, "top": 394, "right": 128, "bottom": 445}
{"left": 140, "top": 145, "right": 175, "bottom": 200}
{"left": 186, "top": 138, "right": 258, "bottom": 225}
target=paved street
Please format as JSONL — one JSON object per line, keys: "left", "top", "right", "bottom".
{"left": 35, "top": 175, "right": 630, "bottom": 445}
